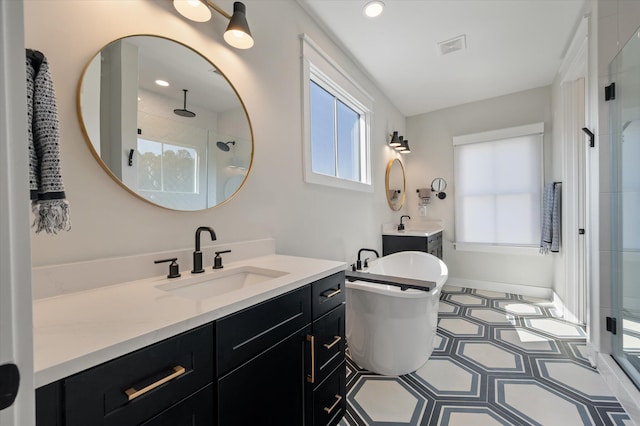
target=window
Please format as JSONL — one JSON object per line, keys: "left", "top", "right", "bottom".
{"left": 302, "top": 35, "right": 372, "bottom": 191}
{"left": 453, "top": 123, "right": 544, "bottom": 250}
{"left": 137, "top": 138, "right": 198, "bottom": 193}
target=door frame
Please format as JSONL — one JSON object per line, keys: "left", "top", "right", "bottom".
{"left": 559, "top": 17, "right": 589, "bottom": 326}
{"left": 0, "top": 0, "right": 35, "bottom": 424}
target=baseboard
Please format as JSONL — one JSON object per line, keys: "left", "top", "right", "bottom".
{"left": 445, "top": 277, "right": 553, "bottom": 299}
{"left": 597, "top": 353, "right": 640, "bottom": 424}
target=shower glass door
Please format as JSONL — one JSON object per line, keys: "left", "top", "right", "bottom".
{"left": 610, "top": 24, "right": 640, "bottom": 389}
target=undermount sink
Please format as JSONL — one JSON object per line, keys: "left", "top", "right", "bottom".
{"left": 156, "top": 266, "right": 289, "bottom": 300}
{"left": 381, "top": 222, "right": 443, "bottom": 237}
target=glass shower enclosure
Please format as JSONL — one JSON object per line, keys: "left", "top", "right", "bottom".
{"left": 610, "top": 24, "right": 640, "bottom": 389}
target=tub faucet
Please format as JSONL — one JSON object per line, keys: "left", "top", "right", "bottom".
{"left": 192, "top": 226, "right": 216, "bottom": 273}
{"left": 398, "top": 215, "right": 411, "bottom": 231}
{"left": 357, "top": 248, "right": 380, "bottom": 270}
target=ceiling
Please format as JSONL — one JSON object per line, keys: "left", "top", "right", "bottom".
{"left": 298, "top": 0, "right": 586, "bottom": 117}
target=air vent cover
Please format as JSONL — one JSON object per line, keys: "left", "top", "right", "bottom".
{"left": 437, "top": 34, "right": 467, "bottom": 56}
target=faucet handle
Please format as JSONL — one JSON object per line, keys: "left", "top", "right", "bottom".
{"left": 363, "top": 258, "right": 370, "bottom": 268}
{"left": 213, "top": 250, "right": 232, "bottom": 269}
{"left": 154, "top": 258, "right": 181, "bottom": 279}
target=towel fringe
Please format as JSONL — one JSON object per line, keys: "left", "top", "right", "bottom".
{"left": 31, "top": 199, "right": 71, "bottom": 234}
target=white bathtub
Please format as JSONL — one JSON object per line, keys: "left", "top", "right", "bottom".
{"left": 346, "top": 251, "right": 448, "bottom": 375}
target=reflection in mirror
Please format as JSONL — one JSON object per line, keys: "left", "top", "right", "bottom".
{"left": 78, "top": 35, "right": 253, "bottom": 211}
{"left": 385, "top": 159, "right": 405, "bottom": 211}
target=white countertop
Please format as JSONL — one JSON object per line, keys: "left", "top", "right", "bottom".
{"left": 33, "top": 254, "right": 345, "bottom": 387}
{"left": 381, "top": 222, "right": 443, "bottom": 237}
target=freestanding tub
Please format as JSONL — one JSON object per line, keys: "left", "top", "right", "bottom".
{"left": 346, "top": 251, "right": 448, "bottom": 375}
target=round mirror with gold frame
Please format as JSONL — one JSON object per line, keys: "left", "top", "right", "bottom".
{"left": 385, "top": 158, "right": 406, "bottom": 211}
{"left": 77, "top": 35, "right": 253, "bottom": 211}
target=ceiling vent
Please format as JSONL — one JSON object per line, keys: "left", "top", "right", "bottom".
{"left": 437, "top": 34, "right": 467, "bottom": 56}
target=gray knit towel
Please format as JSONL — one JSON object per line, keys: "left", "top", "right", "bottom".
{"left": 26, "top": 50, "right": 71, "bottom": 234}
{"left": 540, "top": 182, "right": 560, "bottom": 254}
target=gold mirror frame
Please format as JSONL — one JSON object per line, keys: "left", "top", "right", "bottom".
{"left": 77, "top": 35, "right": 254, "bottom": 211}
{"left": 385, "top": 158, "right": 406, "bottom": 211}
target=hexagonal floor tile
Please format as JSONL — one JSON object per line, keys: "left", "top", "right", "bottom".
{"left": 447, "top": 294, "right": 487, "bottom": 306}
{"left": 458, "top": 341, "right": 524, "bottom": 373}
{"left": 467, "top": 308, "right": 515, "bottom": 325}
{"left": 473, "top": 289, "right": 510, "bottom": 299}
{"left": 567, "top": 341, "right": 590, "bottom": 362}
{"left": 443, "top": 285, "right": 465, "bottom": 293}
{"left": 433, "top": 333, "right": 449, "bottom": 352}
{"left": 412, "top": 358, "right": 481, "bottom": 397}
{"left": 494, "top": 300, "right": 543, "bottom": 316}
{"left": 537, "top": 359, "right": 619, "bottom": 402}
{"left": 439, "top": 300, "right": 460, "bottom": 315}
{"left": 494, "top": 327, "right": 560, "bottom": 354}
{"left": 496, "top": 379, "right": 595, "bottom": 425}
{"left": 349, "top": 376, "right": 426, "bottom": 424}
{"left": 438, "top": 318, "right": 484, "bottom": 337}
{"left": 525, "top": 318, "right": 586, "bottom": 339}
{"left": 437, "top": 406, "right": 512, "bottom": 426}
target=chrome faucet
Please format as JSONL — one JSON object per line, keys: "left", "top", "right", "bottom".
{"left": 398, "top": 215, "right": 411, "bottom": 231}
{"left": 192, "top": 226, "right": 216, "bottom": 273}
{"left": 357, "top": 248, "right": 380, "bottom": 270}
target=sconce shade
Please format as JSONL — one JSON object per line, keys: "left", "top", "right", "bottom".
{"left": 389, "top": 131, "right": 402, "bottom": 147}
{"left": 223, "top": 2, "right": 254, "bottom": 49}
{"left": 173, "top": 0, "right": 212, "bottom": 22}
{"left": 401, "top": 140, "right": 411, "bottom": 153}
{"left": 395, "top": 136, "right": 406, "bottom": 150}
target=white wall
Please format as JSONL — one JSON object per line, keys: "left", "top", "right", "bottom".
{"left": 405, "top": 86, "right": 555, "bottom": 288}
{"left": 24, "top": 0, "right": 406, "bottom": 268}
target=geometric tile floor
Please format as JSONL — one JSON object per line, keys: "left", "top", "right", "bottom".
{"left": 340, "top": 286, "right": 632, "bottom": 425}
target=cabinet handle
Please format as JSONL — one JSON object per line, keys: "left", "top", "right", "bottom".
{"left": 323, "top": 394, "right": 342, "bottom": 414}
{"left": 323, "top": 335, "right": 342, "bottom": 350}
{"left": 306, "top": 335, "right": 315, "bottom": 384}
{"left": 124, "top": 365, "right": 185, "bottom": 401}
{"left": 322, "top": 288, "right": 341, "bottom": 298}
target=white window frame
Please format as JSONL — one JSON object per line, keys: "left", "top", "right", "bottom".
{"left": 301, "top": 34, "right": 373, "bottom": 192}
{"left": 453, "top": 123, "right": 544, "bottom": 255}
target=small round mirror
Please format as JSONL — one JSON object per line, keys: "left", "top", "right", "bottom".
{"left": 431, "top": 177, "right": 447, "bottom": 192}
{"left": 385, "top": 159, "right": 406, "bottom": 211}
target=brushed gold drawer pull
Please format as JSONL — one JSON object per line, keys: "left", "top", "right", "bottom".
{"left": 125, "top": 365, "right": 185, "bottom": 401}
{"left": 323, "top": 335, "right": 341, "bottom": 350}
{"left": 323, "top": 394, "right": 342, "bottom": 414}
{"left": 322, "top": 288, "right": 341, "bottom": 298}
{"left": 306, "top": 335, "right": 315, "bottom": 384}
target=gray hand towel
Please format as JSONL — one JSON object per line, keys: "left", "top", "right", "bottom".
{"left": 540, "top": 182, "right": 560, "bottom": 254}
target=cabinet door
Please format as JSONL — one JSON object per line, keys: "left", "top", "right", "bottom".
{"left": 217, "top": 327, "right": 309, "bottom": 426}
{"left": 140, "top": 385, "right": 213, "bottom": 426}
{"left": 36, "top": 382, "right": 62, "bottom": 426}
{"left": 382, "top": 235, "right": 428, "bottom": 256}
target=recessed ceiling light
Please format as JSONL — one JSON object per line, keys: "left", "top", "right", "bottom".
{"left": 363, "top": 1, "right": 384, "bottom": 18}
{"left": 155, "top": 79, "right": 170, "bottom": 87}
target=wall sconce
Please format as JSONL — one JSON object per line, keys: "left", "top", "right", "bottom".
{"left": 173, "top": 1, "right": 254, "bottom": 49}
{"left": 389, "top": 131, "right": 402, "bottom": 147}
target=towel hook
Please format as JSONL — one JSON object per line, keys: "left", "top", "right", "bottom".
{"left": 582, "top": 127, "right": 595, "bottom": 148}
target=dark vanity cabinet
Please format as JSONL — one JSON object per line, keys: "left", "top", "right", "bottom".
{"left": 382, "top": 231, "right": 443, "bottom": 259}
{"left": 36, "top": 271, "right": 346, "bottom": 426}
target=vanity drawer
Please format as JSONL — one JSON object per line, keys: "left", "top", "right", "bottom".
{"left": 216, "top": 285, "right": 311, "bottom": 376}
{"left": 63, "top": 323, "right": 214, "bottom": 426}
{"left": 309, "top": 361, "right": 346, "bottom": 426}
{"left": 310, "top": 303, "right": 345, "bottom": 386}
{"left": 427, "top": 232, "right": 442, "bottom": 247}
{"left": 311, "top": 271, "right": 345, "bottom": 319}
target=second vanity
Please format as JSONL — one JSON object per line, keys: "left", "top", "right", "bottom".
{"left": 382, "top": 222, "right": 443, "bottom": 259}
{"left": 33, "top": 241, "right": 346, "bottom": 426}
